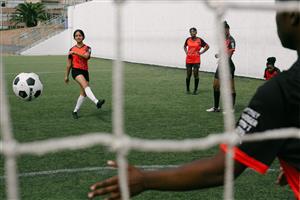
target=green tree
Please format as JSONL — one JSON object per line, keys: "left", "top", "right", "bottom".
{"left": 11, "top": 2, "right": 49, "bottom": 28}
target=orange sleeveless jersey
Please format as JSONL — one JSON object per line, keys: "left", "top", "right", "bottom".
{"left": 184, "top": 37, "right": 208, "bottom": 64}
{"left": 69, "top": 44, "right": 91, "bottom": 71}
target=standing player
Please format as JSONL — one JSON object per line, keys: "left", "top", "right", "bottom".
{"left": 87, "top": 1, "right": 300, "bottom": 199}
{"left": 206, "top": 21, "right": 236, "bottom": 112}
{"left": 184, "top": 27, "right": 210, "bottom": 95}
{"left": 64, "top": 29, "right": 105, "bottom": 119}
{"left": 264, "top": 57, "right": 281, "bottom": 80}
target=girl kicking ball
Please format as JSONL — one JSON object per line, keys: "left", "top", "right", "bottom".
{"left": 65, "top": 29, "right": 105, "bottom": 119}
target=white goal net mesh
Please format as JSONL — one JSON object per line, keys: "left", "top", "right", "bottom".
{"left": 1, "top": 0, "right": 300, "bottom": 200}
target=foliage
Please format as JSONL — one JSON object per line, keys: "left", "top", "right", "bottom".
{"left": 10, "top": 2, "right": 49, "bottom": 28}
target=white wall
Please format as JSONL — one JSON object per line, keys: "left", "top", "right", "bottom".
{"left": 22, "top": 29, "right": 72, "bottom": 56}
{"left": 22, "top": 0, "right": 298, "bottom": 79}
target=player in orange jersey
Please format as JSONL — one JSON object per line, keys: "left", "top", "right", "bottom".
{"left": 64, "top": 29, "right": 105, "bottom": 119}
{"left": 184, "top": 27, "right": 210, "bottom": 95}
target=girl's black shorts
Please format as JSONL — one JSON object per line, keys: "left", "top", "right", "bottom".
{"left": 71, "top": 68, "right": 89, "bottom": 82}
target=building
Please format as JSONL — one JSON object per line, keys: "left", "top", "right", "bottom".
{"left": 0, "top": 0, "right": 89, "bottom": 29}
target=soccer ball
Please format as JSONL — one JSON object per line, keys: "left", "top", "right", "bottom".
{"left": 12, "top": 72, "right": 43, "bottom": 101}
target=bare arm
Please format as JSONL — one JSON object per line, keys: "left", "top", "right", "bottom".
{"left": 88, "top": 151, "right": 246, "bottom": 199}
{"left": 276, "top": 167, "right": 287, "bottom": 186}
{"left": 143, "top": 151, "right": 245, "bottom": 191}
{"left": 184, "top": 44, "right": 188, "bottom": 55}
{"left": 70, "top": 50, "right": 91, "bottom": 59}
{"left": 64, "top": 58, "right": 72, "bottom": 83}
{"left": 183, "top": 39, "right": 188, "bottom": 55}
{"left": 227, "top": 49, "right": 234, "bottom": 59}
{"left": 200, "top": 45, "right": 210, "bottom": 55}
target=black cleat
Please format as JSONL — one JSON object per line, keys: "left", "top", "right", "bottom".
{"left": 96, "top": 99, "right": 105, "bottom": 109}
{"left": 72, "top": 112, "right": 79, "bottom": 119}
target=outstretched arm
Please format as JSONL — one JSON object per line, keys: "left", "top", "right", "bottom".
{"left": 88, "top": 151, "right": 246, "bottom": 199}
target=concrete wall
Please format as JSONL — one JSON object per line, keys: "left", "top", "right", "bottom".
{"left": 22, "top": 0, "right": 298, "bottom": 79}
{"left": 21, "top": 29, "right": 72, "bottom": 55}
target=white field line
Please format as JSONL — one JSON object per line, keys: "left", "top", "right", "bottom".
{"left": 3, "top": 69, "right": 107, "bottom": 75}
{"left": 0, "top": 165, "right": 277, "bottom": 179}
{"left": 0, "top": 165, "right": 178, "bottom": 179}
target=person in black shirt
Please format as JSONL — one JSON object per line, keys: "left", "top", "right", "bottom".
{"left": 88, "top": 1, "right": 300, "bottom": 199}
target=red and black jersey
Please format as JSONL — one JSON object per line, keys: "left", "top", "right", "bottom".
{"left": 221, "top": 59, "right": 300, "bottom": 199}
{"left": 264, "top": 67, "right": 280, "bottom": 80}
{"left": 68, "top": 44, "right": 91, "bottom": 71}
{"left": 225, "top": 35, "right": 235, "bottom": 55}
{"left": 184, "top": 37, "right": 208, "bottom": 64}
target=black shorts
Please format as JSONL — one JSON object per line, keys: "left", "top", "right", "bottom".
{"left": 186, "top": 63, "right": 200, "bottom": 69}
{"left": 214, "top": 59, "right": 235, "bottom": 79}
{"left": 71, "top": 68, "right": 89, "bottom": 82}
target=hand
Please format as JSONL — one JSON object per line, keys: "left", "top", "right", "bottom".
{"left": 64, "top": 76, "right": 69, "bottom": 84}
{"left": 88, "top": 160, "right": 145, "bottom": 199}
{"left": 69, "top": 51, "right": 75, "bottom": 55}
{"left": 275, "top": 167, "right": 287, "bottom": 186}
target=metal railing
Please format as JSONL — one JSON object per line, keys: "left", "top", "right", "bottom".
{"left": 12, "top": 15, "right": 67, "bottom": 53}
{"left": 7, "top": 0, "right": 92, "bottom": 54}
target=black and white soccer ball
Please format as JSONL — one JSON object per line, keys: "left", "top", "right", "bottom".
{"left": 12, "top": 73, "right": 43, "bottom": 101}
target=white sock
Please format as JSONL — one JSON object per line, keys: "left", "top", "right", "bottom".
{"left": 84, "top": 86, "right": 98, "bottom": 104}
{"left": 74, "top": 95, "right": 86, "bottom": 112}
